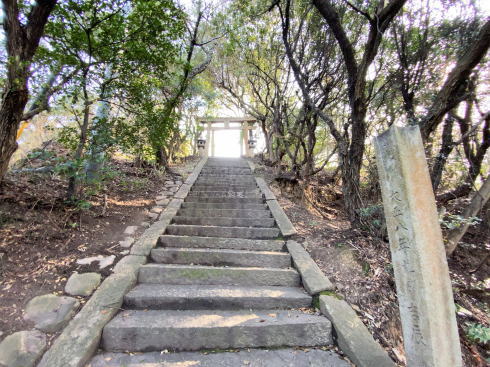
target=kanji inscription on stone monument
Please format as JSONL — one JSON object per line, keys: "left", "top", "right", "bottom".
{"left": 374, "top": 125, "right": 462, "bottom": 367}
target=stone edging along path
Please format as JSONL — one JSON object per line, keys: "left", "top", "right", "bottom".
{"left": 30, "top": 157, "right": 393, "bottom": 367}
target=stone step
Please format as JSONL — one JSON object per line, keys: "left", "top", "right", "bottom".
{"left": 165, "top": 224, "right": 280, "bottom": 239}
{"left": 184, "top": 197, "right": 264, "bottom": 204}
{"left": 124, "top": 284, "right": 310, "bottom": 310}
{"left": 199, "top": 173, "right": 253, "bottom": 178}
{"left": 206, "top": 161, "right": 249, "bottom": 167}
{"left": 90, "top": 348, "right": 349, "bottom": 367}
{"left": 202, "top": 166, "right": 250, "bottom": 169}
{"left": 181, "top": 202, "right": 268, "bottom": 210}
{"left": 200, "top": 172, "right": 252, "bottom": 176}
{"left": 151, "top": 247, "right": 290, "bottom": 267}
{"left": 204, "top": 165, "right": 250, "bottom": 168}
{"left": 158, "top": 235, "right": 286, "bottom": 251}
{"left": 195, "top": 180, "right": 257, "bottom": 186}
{"left": 197, "top": 174, "right": 254, "bottom": 178}
{"left": 102, "top": 309, "right": 332, "bottom": 352}
{"left": 199, "top": 174, "right": 253, "bottom": 179}
{"left": 201, "top": 168, "right": 251, "bottom": 173}
{"left": 196, "top": 177, "right": 257, "bottom": 182}
{"left": 191, "top": 185, "right": 258, "bottom": 191}
{"left": 177, "top": 208, "right": 271, "bottom": 218}
{"left": 172, "top": 216, "right": 275, "bottom": 228}
{"left": 138, "top": 264, "right": 300, "bottom": 286}
{"left": 187, "top": 191, "right": 262, "bottom": 198}
{"left": 197, "top": 178, "right": 254, "bottom": 183}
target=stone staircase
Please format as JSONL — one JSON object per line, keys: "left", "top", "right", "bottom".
{"left": 89, "top": 158, "right": 349, "bottom": 366}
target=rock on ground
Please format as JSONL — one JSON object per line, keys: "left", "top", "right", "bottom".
{"left": 65, "top": 273, "right": 101, "bottom": 296}
{"left": 123, "top": 226, "right": 138, "bottom": 235}
{"left": 24, "top": 294, "right": 79, "bottom": 332}
{"left": 76, "top": 255, "right": 115, "bottom": 269}
{"left": 147, "top": 213, "right": 158, "bottom": 220}
{"left": 0, "top": 330, "right": 46, "bottom": 367}
{"left": 118, "top": 237, "right": 134, "bottom": 248}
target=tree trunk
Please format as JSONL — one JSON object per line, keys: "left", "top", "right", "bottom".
{"left": 420, "top": 20, "right": 490, "bottom": 140}
{"left": 343, "top": 109, "right": 366, "bottom": 222}
{"left": 0, "top": 88, "right": 28, "bottom": 178}
{"left": 438, "top": 112, "right": 489, "bottom": 203}
{"left": 67, "top": 70, "right": 91, "bottom": 200}
{"left": 0, "top": 0, "right": 58, "bottom": 182}
{"left": 446, "top": 175, "right": 490, "bottom": 256}
{"left": 18, "top": 68, "right": 59, "bottom": 128}
{"left": 66, "top": 103, "right": 90, "bottom": 199}
{"left": 309, "top": 0, "right": 405, "bottom": 224}
{"left": 155, "top": 147, "right": 168, "bottom": 168}
{"left": 431, "top": 115, "right": 454, "bottom": 192}
{"left": 85, "top": 64, "right": 113, "bottom": 181}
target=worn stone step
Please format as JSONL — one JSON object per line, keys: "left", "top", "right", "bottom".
{"left": 200, "top": 172, "right": 252, "bottom": 177}
{"left": 90, "top": 348, "right": 349, "bottom": 367}
{"left": 138, "top": 264, "right": 300, "bottom": 286}
{"left": 199, "top": 173, "right": 253, "bottom": 178}
{"left": 181, "top": 202, "right": 268, "bottom": 210}
{"left": 199, "top": 174, "right": 253, "bottom": 179}
{"left": 201, "top": 168, "right": 251, "bottom": 173}
{"left": 158, "top": 235, "right": 286, "bottom": 251}
{"left": 196, "top": 176, "right": 256, "bottom": 182}
{"left": 190, "top": 187, "right": 259, "bottom": 192}
{"left": 206, "top": 161, "right": 249, "bottom": 167}
{"left": 172, "top": 216, "right": 275, "bottom": 228}
{"left": 197, "top": 178, "right": 254, "bottom": 183}
{"left": 191, "top": 185, "right": 258, "bottom": 191}
{"left": 205, "top": 165, "right": 250, "bottom": 169}
{"left": 124, "top": 284, "right": 310, "bottom": 310}
{"left": 177, "top": 208, "right": 271, "bottom": 218}
{"left": 195, "top": 180, "right": 257, "bottom": 186}
{"left": 196, "top": 175, "right": 252, "bottom": 179}
{"left": 184, "top": 197, "right": 264, "bottom": 204}
{"left": 165, "top": 224, "right": 280, "bottom": 239}
{"left": 187, "top": 191, "right": 262, "bottom": 198}
{"left": 102, "top": 309, "right": 332, "bottom": 352}
{"left": 151, "top": 247, "right": 290, "bottom": 267}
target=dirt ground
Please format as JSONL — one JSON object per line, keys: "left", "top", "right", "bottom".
{"left": 0, "top": 151, "right": 198, "bottom": 339}
{"left": 256, "top": 161, "right": 489, "bottom": 367}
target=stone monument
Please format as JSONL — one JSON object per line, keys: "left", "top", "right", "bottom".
{"left": 374, "top": 125, "right": 462, "bottom": 366}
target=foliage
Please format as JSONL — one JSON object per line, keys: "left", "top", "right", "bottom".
{"left": 466, "top": 323, "right": 490, "bottom": 345}
{"left": 439, "top": 213, "right": 482, "bottom": 230}
{"left": 358, "top": 204, "right": 387, "bottom": 236}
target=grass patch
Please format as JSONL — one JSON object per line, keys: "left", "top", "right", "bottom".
{"left": 312, "top": 291, "right": 343, "bottom": 309}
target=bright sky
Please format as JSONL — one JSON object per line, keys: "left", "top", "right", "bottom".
{"left": 213, "top": 130, "right": 241, "bottom": 157}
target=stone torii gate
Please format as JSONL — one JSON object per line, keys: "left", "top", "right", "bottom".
{"left": 197, "top": 117, "right": 258, "bottom": 157}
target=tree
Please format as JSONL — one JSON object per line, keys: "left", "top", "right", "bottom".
{"left": 38, "top": 0, "right": 185, "bottom": 198}
{"left": 446, "top": 175, "right": 490, "bottom": 256}
{"left": 272, "top": 0, "right": 405, "bottom": 222}
{"left": 153, "top": 2, "right": 216, "bottom": 167}
{"left": 216, "top": 2, "right": 339, "bottom": 176}
{"left": 214, "top": 9, "right": 294, "bottom": 165}
{"left": 0, "top": 0, "right": 58, "bottom": 182}
{"left": 419, "top": 19, "right": 490, "bottom": 141}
